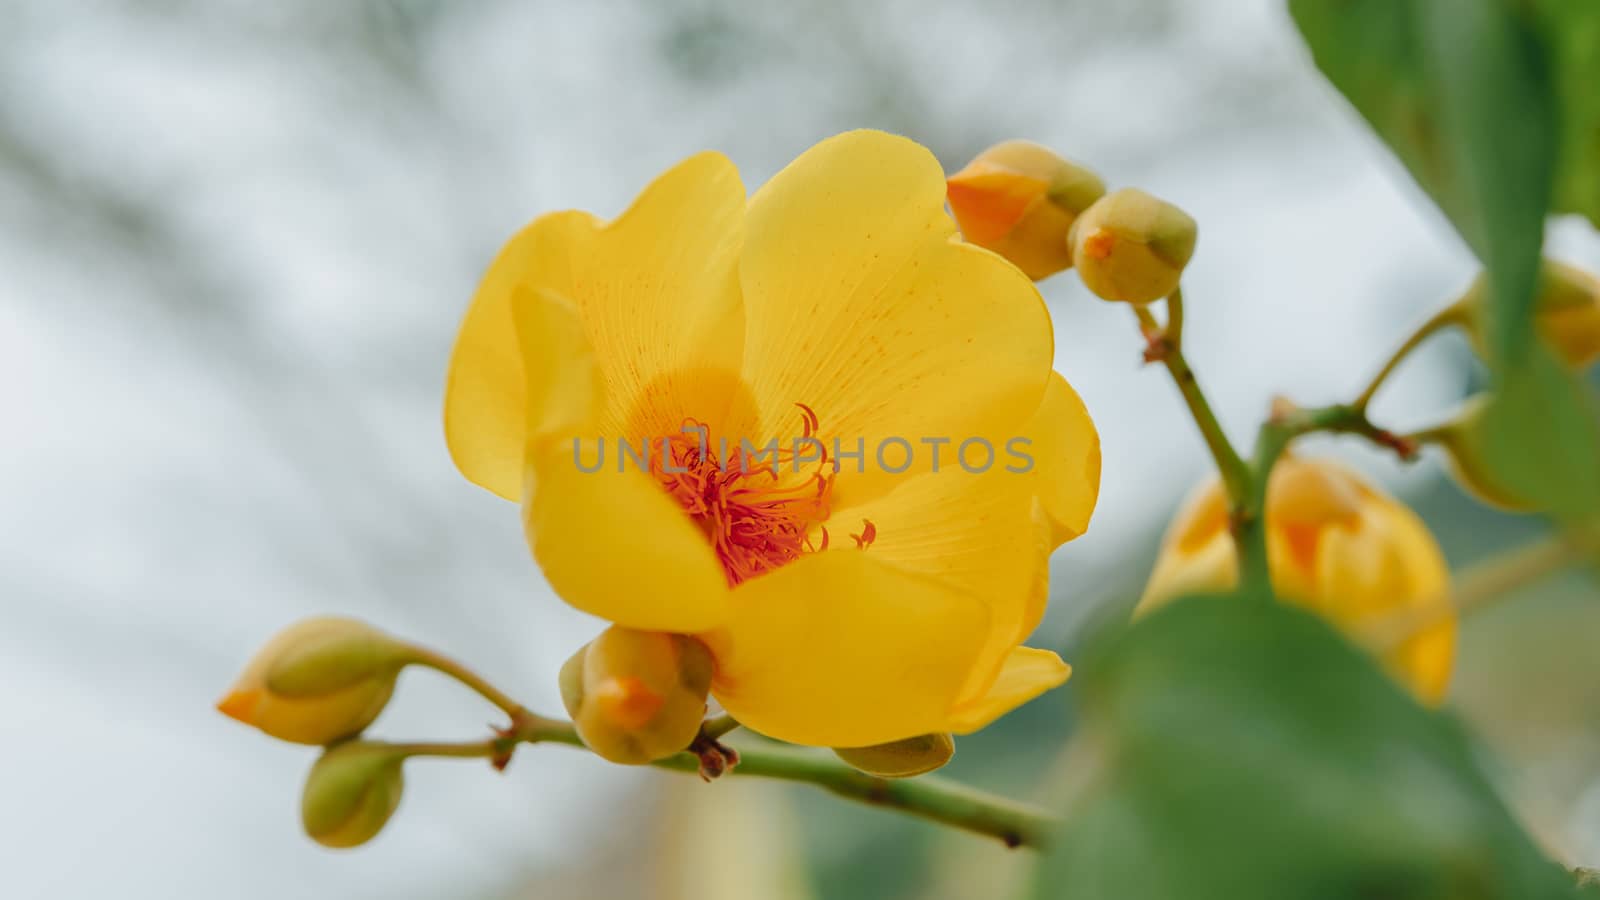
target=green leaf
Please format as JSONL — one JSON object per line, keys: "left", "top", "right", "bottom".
{"left": 1032, "top": 595, "right": 1585, "bottom": 900}
{"left": 1289, "top": 0, "right": 1555, "bottom": 363}
{"left": 1531, "top": 0, "right": 1600, "bottom": 225}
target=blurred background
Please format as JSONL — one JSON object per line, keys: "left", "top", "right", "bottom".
{"left": 2, "top": 0, "right": 1597, "bottom": 897}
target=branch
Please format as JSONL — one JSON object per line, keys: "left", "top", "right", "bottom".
{"left": 400, "top": 715, "right": 1057, "bottom": 849}
{"left": 1351, "top": 302, "right": 1468, "bottom": 413}
{"left": 1135, "top": 288, "right": 1252, "bottom": 517}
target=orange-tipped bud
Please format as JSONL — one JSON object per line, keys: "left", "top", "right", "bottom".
{"left": 560, "top": 626, "right": 715, "bottom": 765}
{"left": 946, "top": 140, "right": 1106, "bottom": 280}
{"left": 301, "top": 741, "right": 406, "bottom": 849}
{"left": 1069, "top": 188, "right": 1197, "bottom": 304}
{"left": 216, "top": 617, "right": 412, "bottom": 745}
{"left": 834, "top": 733, "right": 955, "bottom": 778}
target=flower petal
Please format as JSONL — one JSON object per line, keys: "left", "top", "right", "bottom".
{"left": 738, "top": 130, "right": 1053, "bottom": 505}
{"left": 506, "top": 288, "right": 731, "bottom": 632}
{"left": 1023, "top": 371, "right": 1101, "bottom": 547}
{"left": 522, "top": 441, "right": 731, "bottom": 633}
{"left": 447, "top": 211, "right": 597, "bottom": 499}
{"left": 1369, "top": 502, "right": 1455, "bottom": 704}
{"left": 945, "top": 646, "right": 1072, "bottom": 734}
{"left": 703, "top": 551, "right": 990, "bottom": 747}
{"left": 824, "top": 465, "right": 1051, "bottom": 710}
{"left": 1314, "top": 501, "right": 1454, "bottom": 704}
{"left": 1138, "top": 529, "right": 1238, "bottom": 613}
{"left": 446, "top": 152, "right": 747, "bottom": 500}
{"left": 816, "top": 370, "right": 1095, "bottom": 712}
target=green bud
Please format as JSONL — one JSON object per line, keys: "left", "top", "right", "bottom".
{"left": 1433, "top": 395, "right": 1536, "bottom": 512}
{"left": 265, "top": 618, "right": 412, "bottom": 697}
{"left": 1069, "top": 188, "right": 1197, "bottom": 304}
{"left": 558, "top": 643, "right": 587, "bottom": 718}
{"left": 562, "top": 627, "right": 714, "bottom": 765}
{"left": 217, "top": 617, "right": 411, "bottom": 745}
{"left": 834, "top": 733, "right": 955, "bottom": 778}
{"left": 301, "top": 741, "right": 406, "bottom": 849}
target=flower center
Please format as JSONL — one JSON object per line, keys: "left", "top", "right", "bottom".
{"left": 654, "top": 404, "right": 837, "bottom": 586}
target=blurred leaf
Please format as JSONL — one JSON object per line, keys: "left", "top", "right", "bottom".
{"left": 1289, "top": 0, "right": 1555, "bottom": 363}
{"left": 1469, "top": 349, "right": 1600, "bottom": 524}
{"left": 1032, "top": 594, "right": 1585, "bottom": 900}
{"left": 1530, "top": 0, "right": 1600, "bottom": 226}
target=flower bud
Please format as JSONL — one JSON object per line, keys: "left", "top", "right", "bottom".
{"left": 1069, "top": 188, "right": 1197, "bottom": 304}
{"left": 834, "top": 733, "right": 955, "bottom": 778}
{"left": 1139, "top": 457, "right": 1455, "bottom": 704}
{"left": 301, "top": 741, "right": 405, "bottom": 849}
{"left": 216, "top": 617, "right": 412, "bottom": 745}
{"left": 946, "top": 140, "right": 1106, "bottom": 280}
{"left": 1462, "top": 260, "right": 1600, "bottom": 369}
{"left": 1533, "top": 261, "right": 1600, "bottom": 369}
{"left": 561, "top": 626, "right": 715, "bottom": 765}
{"left": 1431, "top": 395, "right": 1535, "bottom": 512}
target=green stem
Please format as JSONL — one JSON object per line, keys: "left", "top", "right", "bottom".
{"left": 398, "top": 717, "right": 1056, "bottom": 849}
{"left": 1352, "top": 302, "right": 1467, "bottom": 413}
{"left": 1134, "top": 289, "right": 1252, "bottom": 516}
{"left": 411, "top": 652, "right": 1052, "bottom": 847}
{"left": 701, "top": 713, "right": 741, "bottom": 741}
{"left": 1164, "top": 283, "right": 1187, "bottom": 347}
{"left": 408, "top": 647, "right": 535, "bottom": 725}
{"left": 392, "top": 741, "right": 512, "bottom": 760}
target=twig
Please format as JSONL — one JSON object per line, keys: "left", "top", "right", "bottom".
{"left": 1134, "top": 288, "right": 1252, "bottom": 519}
{"left": 397, "top": 714, "right": 1057, "bottom": 849}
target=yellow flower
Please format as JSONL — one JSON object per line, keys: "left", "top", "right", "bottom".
{"left": 445, "top": 131, "right": 1101, "bottom": 747}
{"left": 945, "top": 140, "right": 1106, "bottom": 280}
{"left": 1137, "top": 457, "right": 1455, "bottom": 704}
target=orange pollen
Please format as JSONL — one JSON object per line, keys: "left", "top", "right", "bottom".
{"left": 1083, "top": 228, "right": 1117, "bottom": 260}
{"left": 654, "top": 404, "right": 837, "bottom": 586}
{"left": 850, "top": 519, "right": 876, "bottom": 549}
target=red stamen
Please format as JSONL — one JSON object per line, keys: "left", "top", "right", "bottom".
{"left": 851, "top": 518, "right": 877, "bottom": 550}
{"left": 653, "top": 406, "right": 847, "bottom": 586}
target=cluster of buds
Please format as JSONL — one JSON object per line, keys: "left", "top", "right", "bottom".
{"left": 217, "top": 617, "right": 418, "bottom": 848}
{"left": 947, "top": 140, "right": 1197, "bottom": 303}
{"left": 220, "top": 619, "right": 751, "bottom": 848}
